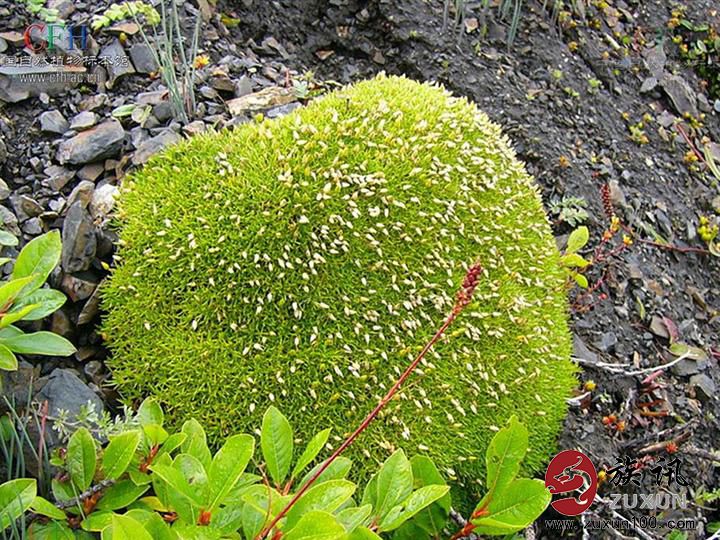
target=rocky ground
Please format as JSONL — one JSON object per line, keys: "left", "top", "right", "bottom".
{"left": 1, "top": 0, "right": 719, "bottom": 538}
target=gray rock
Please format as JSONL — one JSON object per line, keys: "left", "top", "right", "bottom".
{"left": 61, "top": 201, "right": 97, "bottom": 273}
{"left": 153, "top": 101, "right": 174, "bottom": 123}
{"left": 0, "top": 206, "right": 20, "bottom": 236}
{"left": 0, "top": 139, "right": 5, "bottom": 165}
{"left": 22, "top": 217, "right": 43, "bottom": 236}
{"left": 235, "top": 75, "right": 254, "bottom": 97}
{"left": 61, "top": 272, "right": 98, "bottom": 302}
{"left": 16, "top": 195, "right": 43, "bottom": 219}
{"left": 715, "top": 99, "right": 720, "bottom": 113}
{"left": 57, "top": 119, "right": 125, "bottom": 165}
{"left": 0, "top": 178, "right": 9, "bottom": 200}
{"left": 640, "top": 77, "right": 657, "bottom": 94}
{"left": 573, "top": 334, "right": 598, "bottom": 363}
{"left": 690, "top": 374, "right": 716, "bottom": 402}
{"left": 47, "top": 0, "right": 75, "bottom": 18}
{"left": 90, "top": 183, "right": 119, "bottom": 221}
{"left": 69, "top": 110, "right": 97, "bottom": 131}
{"left": 34, "top": 368, "right": 103, "bottom": 426}
{"left": 183, "top": 120, "right": 206, "bottom": 136}
{"left": 78, "top": 281, "right": 103, "bottom": 325}
{"left": 77, "top": 163, "right": 104, "bottom": 183}
{"left": 44, "top": 165, "right": 74, "bottom": 191}
{"left": 0, "top": 65, "right": 86, "bottom": 103}
{"left": 39, "top": 110, "right": 69, "bottom": 134}
{"left": 137, "top": 90, "right": 168, "bottom": 105}
{"left": 671, "top": 357, "right": 707, "bottom": 377}
{"left": 0, "top": 361, "right": 42, "bottom": 413}
{"left": 67, "top": 180, "right": 95, "bottom": 208}
{"left": 0, "top": 38, "right": 6, "bottom": 54}
{"left": 660, "top": 74, "right": 698, "bottom": 117}
{"left": 99, "top": 39, "right": 135, "bottom": 89}
{"left": 79, "top": 93, "right": 109, "bottom": 112}
{"left": 596, "top": 331, "right": 618, "bottom": 353}
{"left": 129, "top": 43, "right": 158, "bottom": 74}
{"left": 132, "top": 129, "right": 181, "bottom": 165}
{"left": 643, "top": 45, "right": 666, "bottom": 77}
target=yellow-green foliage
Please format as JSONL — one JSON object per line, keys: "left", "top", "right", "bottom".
{"left": 102, "top": 75, "right": 575, "bottom": 493}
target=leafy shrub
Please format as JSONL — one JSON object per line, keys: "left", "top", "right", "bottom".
{"left": 0, "top": 231, "right": 75, "bottom": 371}
{"left": 0, "top": 401, "right": 550, "bottom": 539}
{"left": 102, "top": 74, "right": 575, "bottom": 489}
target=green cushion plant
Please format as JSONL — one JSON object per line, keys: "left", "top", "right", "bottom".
{"left": 102, "top": 74, "right": 576, "bottom": 495}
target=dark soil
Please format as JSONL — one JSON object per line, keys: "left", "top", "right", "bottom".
{"left": 227, "top": 0, "right": 720, "bottom": 537}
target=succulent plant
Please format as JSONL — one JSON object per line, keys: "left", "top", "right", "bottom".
{"left": 102, "top": 75, "right": 575, "bottom": 494}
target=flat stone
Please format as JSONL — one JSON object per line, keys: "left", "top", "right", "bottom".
{"left": 643, "top": 45, "right": 666, "bottom": 77}
{"left": 67, "top": 180, "right": 95, "bottom": 208}
{"left": 573, "top": 334, "right": 598, "bottom": 363}
{"left": 57, "top": 119, "right": 125, "bottom": 165}
{"left": 69, "top": 110, "right": 97, "bottom": 131}
{"left": 39, "top": 110, "right": 69, "bottom": 134}
{"left": 34, "top": 368, "right": 103, "bottom": 425}
{"left": 129, "top": 43, "right": 158, "bottom": 74}
{"left": 78, "top": 280, "right": 103, "bottom": 325}
{"left": 0, "top": 65, "right": 87, "bottom": 103}
{"left": 0, "top": 178, "right": 9, "bottom": 200}
{"left": 689, "top": 374, "right": 716, "bottom": 401}
{"left": 132, "top": 129, "right": 181, "bottom": 165}
{"left": 99, "top": 39, "right": 135, "bottom": 89}
{"left": 89, "top": 183, "right": 119, "bottom": 221}
{"left": 47, "top": 0, "right": 75, "bottom": 18}
{"left": 137, "top": 90, "right": 168, "bottom": 105}
{"left": 0, "top": 31, "right": 24, "bottom": 47}
{"left": 61, "top": 272, "right": 98, "bottom": 302}
{"left": 660, "top": 74, "right": 698, "bottom": 117}
{"left": 107, "top": 22, "right": 140, "bottom": 36}
{"left": 77, "top": 163, "right": 104, "bottom": 183}
{"left": 226, "top": 86, "right": 296, "bottom": 116}
{"left": 61, "top": 201, "right": 96, "bottom": 273}
{"left": 183, "top": 120, "right": 206, "bottom": 136}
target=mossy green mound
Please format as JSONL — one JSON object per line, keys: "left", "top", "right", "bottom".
{"left": 102, "top": 74, "right": 576, "bottom": 492}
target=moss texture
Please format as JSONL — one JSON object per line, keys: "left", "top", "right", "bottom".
{"left": 102, "top": 74, "right": 576, "bottom": 492}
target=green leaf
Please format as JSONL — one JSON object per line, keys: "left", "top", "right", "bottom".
{"left": 124, "top": 509, "right": 176, "bottom": 540}
{"left": 11, "top": 231, "right": 62, "bottom": 294}
{"left": 207, "top": 433, "right": 254, "bottom": 510}
{"left": 560, "top": 253, "right": 590, "bottom": 268}
{"left": 284, "top": 510, "right": 346, "bottom": 540}
{"left": 149, "top": 462, "right": 201, "bottom": 505}
{"left": 669, "top": 342, "right": 708, "bottom": 361}
{"left": 102, "top": 513, "right": 153, "bottom": 540}
{"left": 0, "top": 478, "right": 36, "bottom": 531}
{"left": 298, "top": 457, "right": 352, "bottom": 491}
{"left": 573, "top": 272, "right": 589, "bottom": 288}
{"left": 378, "top": 485, "right": 450, "bottom": 531}
{"left": 292, "top": 428, "right": 330, "bottom": 480}
{"left": 1, "top": 331, "right": 76, "bottom": 356}
{"left": 472, "top": 478, "right": 551, "bottom": 536}
{"left": 0, "top": 276, "right": 37, "bottom": 310}
{"left": 81, "top": 511, "right": 114, "bottom": 532}
{"left": 336, "top": 504, "right": 372, "bottom": 532}
{"left": 478, "top": 415, "right": 527, "bottom": 508}
{"left": 30, "top": 495, "right": 66, "bottom": 519}
{"left": 158, "top": 432, "right": 187, "bottom": 457}
{"left": 102, "top": 430, "right": 142, "bottom": 480}
{"left": 407, "top": 456, "right": 450, "bottom": 535}
{"left": 566, "top": 226, "right": 589, "bottom": 254}
{"left": 0, "top": 304, "right": 40, "bottom": 329}
{"left": 142, "top": 424, "right": 168, "bottom": 447}
{"left": 13, "top": 289, "right": 67, "bottom": 321}
{"left": 0, "top": 344, "right": 17, "bottom": 371}
{"left": 0, "top": 231, "right": 18, "bottom": 247}
{"left": 67, "top": 427, "right": 97, "bottom": 491}
{"left": 28, "top": 521, "right": 75, "bottom": 539}
{"left": 112, "top": 104, "right": 136, "bottom": 118}
{"left": 285, "top": 479, "right": 356, "bottom": 529}
{"left": 347, "top": 527, "right": 382, "bottom": 540}
{"left": 137, "top": 398, "right": 164, "bottom": 427}
{"left": 96, "top": 480, "right": 149, "bottom": 511}
{"left": 261, "top": 406, "right": 293, "bottom": 486}
{"left": 374, "top": 450, "right": 413, "bottom": 519}
{"left": 181, "top": 419, "right": 212, "bottom": 470}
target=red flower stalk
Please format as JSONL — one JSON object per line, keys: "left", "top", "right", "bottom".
{"left": 600, "top": 183, "right": 614, "bottom": 220}
{"left": 255, "top": 260, "right": 483, "bottom": 540}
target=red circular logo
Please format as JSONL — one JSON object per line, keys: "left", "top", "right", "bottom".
{"left": 545, "top": 450, "right": 597, "bottom": 516}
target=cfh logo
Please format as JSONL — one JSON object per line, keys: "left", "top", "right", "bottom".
{"left": 23, "top": 24, "right": 89, "bottom": 52}
{"left": 545, "top": 450, "right": 598, "bottom": 516}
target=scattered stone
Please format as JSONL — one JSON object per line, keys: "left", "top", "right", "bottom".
{"left": 689, "top": 374, "right": 715, "bottom": 402}
{"left": 99, "top": 39, "right": 135, "bottom": 89}
{"left": 22, "top": 217, "right": 43, "bottom": 235}
{"left": 0, "top": 38, "right": 7, "bottom": 54}
{"left": 47, "top": 0, "right": 75, "bottom": 18}
{"left": 67, "top": 181, "right": 95, "bottom": 208}
{"left": 211, "top": 74, "right": 237, "bottom": 93}
{"left": 57, "top": 119, "right": 125, "bottom": 165}
{"left": 266, "top": 102, "right": 301, "bottom": 118}
{"left": 132, "top": 129, "right": 181, "bottom": 165}
{"left": 226, "top": 86, "right": 295, "bottom": 116}
{"left": 643, "top": 45, "right": 666, "bottom": 77}
{"left": 61, "top": 272, "right": 99, "bottom": 302}
{"left": 107, "top": 22, "right": 140, "bottom": 36}
{"left": 78, "top": 281, "right": 103, "bottom": 325}
{"left": 17, "top": 195, "right": 43, "bottom": 219}
{"left": 0, "top": 179, "right": 9, "bottom": 200}
{"left": 235, "top": 75, "right": 254, "bottom": 97}
{"left": 84, "top": 361, "right": 104, "bottom": 385}
{"left": 573, "top": 334, "right": 598, "bottom": 363}
{"left": 61, "top": 201, "right": 97, "bottom": 273}
{"left": 50, "top": 308, "right": 73, "bottom": 337}
{"left": 660, "top": 74, "right": 698, "bottom": 117}
{"left": 77, "top": 163, "right": 104, "bottom": 183}
{"left": 69, "top": 110, "right": 97, "bottom": 131}
{"left": 715, "top": 99, "right": 720, "bottom": 113}
{"left": 129, "top": 43, "right": 158, "bottom": 74}
{"left": 671, "top": 355, "right": 707, "bottom": 377}
{"left": 596, "top": 331, "right": 618, "bottom": 353}
{"left": 137, "top": 90, "right": 168, "bottom": 105}
{"left": 640, "top": 77, "right": 657, "bottom": 94}
{"left": 79, "top": 93, "right": 109, "bottom": 112}
{"left": 0, "top": 206, "right": 20, "bottom": 236}
{"left": 0, "top": 31, "right": 24, "bottom": 47}
{"left": 34, "top": 368, "right": 104, "bottom": 424}
{"left": 0, "top": 65, "right": 86, "bottom": 103}
{"left": 0, "top": 362, "right": 42, "bottom": 413}
{"left": 39, "top": 110, "right": 69, "bottom": 134}
{"left": 90, "top": 183, "right": 119, "bottom": 221}
{"left": 183, "top": 120, "right": 206, "bottom": 136}
{"left": 152, "top": 101, "right": 174, "bottom": 123}
{"left": 0, "top": 139, "right": 5, "bottom": 165}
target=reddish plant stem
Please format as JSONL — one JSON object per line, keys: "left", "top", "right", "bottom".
{"left": 674, "top": 123, "right": 707, "bottom": 166}
{"left": 255, "top": 262, "right": 483, "bottom": 540}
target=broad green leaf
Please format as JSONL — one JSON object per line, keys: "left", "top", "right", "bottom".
{"left": 346, "top": 527, "right": 382, "bottom": 540}
{"left": 174, "top": 453, "right": 208, "bottom": 489}
{"left": 212, "top": 503, "right": 245, "bottom": 535}
{"left": 142, "top": 424, "right": 168, "bottom": 447}
{"left": 207, "top": 433, "right": 254, "bottom": 510}
{"left": 560, "top": 253, "right": 590, "bottom": 268}
{"left": 472, "top": 478, "right": 551, "bottom": 536}
{"left": 478, "top": 416, "right": 527, "bottom": 509}
{"left": 0, "top": 478, "right": 36, "bottom": 530}
{"left": 137, "top": 398, "right": 164, "bottom": 427}
{"left": 284, "top": 510, "right": 346, "bottom": 540}
{"left": 374, "top": 450, "right": 413, "bottom": 519}
{"left": 573, "top": 272, "right": 589, "bottom": 288}
{"left": 27, "top": 521, "right": 75, "bottom": 539}
{"left": 81, "top": 511, "right": 114, "bottom": 531}
{"left": 292, "top": 428, "right": 330, "bottom": 480}
{"left": 112, "top": 104, "right": 136, "bottom": 118}
{"left": 669, "top": 342, "right": 708, "bottom": 361}
{"left": 0, "top": 304, "right": 41, "bottom": 328}
{"left": 102, "top": 430, "right": 142, "bottom": 480}
{"left": 67, "top": 427, "right": 97, "bottom": 491}
{"left": 0, "top": 276, "right": 37, "bottom": 310}
{"left": 285, "top": 479, "right": 356, "bottom": 529}
{"left": 149, "top": 462, "right": 201, "bottom": 505}
{"left": 96, "top": 480, "right": 149, "bottom": 511}
{"left": 102, "top": 513, "right": 153, "bottom": 540}
{"left": 261, "top": 406, "right": 293, "bottom": 486}
{"left": 51, "top": 477, "right": 75, "bottom": 505}
{"left": 408, "top": 456, "right": 450, "bottom": 535}
{"left": 0, "top": 326, "right": 22, "bottom": 339}
{"left": 14, "top": 289, "right": 67, "bottom": 321}
{"left": 241, "top": 485, "right": 290, "bottom": 539}
{"left": 124, "top": 509, "right": 177, "bottom": 540}
{"left": 0, "top": 344, "right": 17, "bottom": 370}
{"left": 31, "top": 495, "right": 66, "bottom": 519}
{"left": 158, "top": 432, "right": 187, "bottom": 456}
{"left": 336, "top": 504, "right": 372, "bottom": 532}
{"left": 11, "top": 231, "right": 62, "bottom": 294}
{"left": 410, "top": 455, "right": 449, "bottom": 510}
{"left": 0, "top": 231, "right": 17, "bottom": 247}
{"left": 566, "top": 226, "right": 589, "bottom": 254}
{"left": 181, "top": 419, "right": 212, "bottom": 470}
{"left": 2, "top": 331, "right": 76, "bottom": 356}
{"left": 298, "top": 457, "right": 352, "bottom": 491}
{"left": 378, "top": 485, "right": 450, "bottom": 531}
